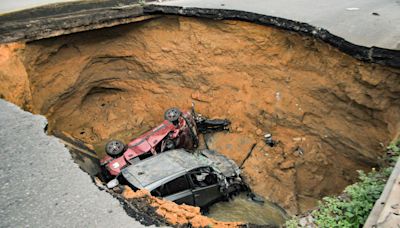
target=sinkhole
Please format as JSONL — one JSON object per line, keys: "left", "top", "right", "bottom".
{"left": 1, "top": 15, "right": 399, "bottom": 227}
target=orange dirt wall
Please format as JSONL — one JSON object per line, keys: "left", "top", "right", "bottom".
{"left": 0, "top": 43, "right": 31, "bottom": 109}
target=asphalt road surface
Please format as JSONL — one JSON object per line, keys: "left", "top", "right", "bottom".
{"left": 0, "top": 0, "right": 79, "bottom": 14}
{"left": 155, "top": 0, "right": 400, "bottom": 50}
{"left": 1, "top": 0, "right": 399, "bottom": 49}
{"left": 0, "top": 99, "right": 145, "bottom": 228}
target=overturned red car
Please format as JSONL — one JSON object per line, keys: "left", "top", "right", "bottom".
{"left": 100, "top": 107, "right": 230, "bottom": 178}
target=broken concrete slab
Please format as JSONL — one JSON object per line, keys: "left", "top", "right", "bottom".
{"left": 0, "top": 99, "right": 149, "bottom": 228}
{"left": 0, "top": 0, "right": 156, "bottom": 44}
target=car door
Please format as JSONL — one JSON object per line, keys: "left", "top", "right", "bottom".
{"left": 189, "top": 167, "right": 222, "bottom": 208}
{"left": 158, "top": 175, "right": 195, "bottom": 206}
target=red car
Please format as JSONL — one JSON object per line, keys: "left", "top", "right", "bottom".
{"left": 100, "top": 107, "right": 230, "bottom": 177}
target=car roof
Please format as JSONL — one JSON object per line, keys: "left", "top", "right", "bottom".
{"left": 121, "top": 149, "right": 212, "bottom": 191}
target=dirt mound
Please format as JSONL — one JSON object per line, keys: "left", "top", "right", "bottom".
{"left": 123, "top": 187, "right": 241, "bottom": 227}
{"left": 1, "top": 16, "right": 399, "bottom": 215}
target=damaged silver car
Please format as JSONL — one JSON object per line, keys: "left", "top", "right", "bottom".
{"left": 117, "top": 149, "right": 244, "bottom": 208}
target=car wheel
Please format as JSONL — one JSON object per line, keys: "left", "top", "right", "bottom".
{"left": 105, "top": 140, "right": 126, "bottom": 157}
{"left": 164, "top": 108, "right": 181, "bottom": 123}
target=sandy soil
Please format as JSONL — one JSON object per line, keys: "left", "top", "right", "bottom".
{"left": 123, "top": 187, "right": 241, "bottom": 227}
{"left": 1, "top": 16, "right": 399, "bottom": 215}
{"left": 0, "top": 43, "right": 31, "bottom": 109}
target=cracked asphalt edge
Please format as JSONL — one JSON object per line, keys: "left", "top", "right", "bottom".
{"left": 0, "top": 99, "right": 149, "bottom": 228}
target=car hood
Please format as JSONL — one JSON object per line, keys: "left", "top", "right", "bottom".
{"left": 200, "top": 149, "right": 241, "bottom": 178}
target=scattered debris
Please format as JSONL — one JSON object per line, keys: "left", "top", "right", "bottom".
{"left": 265, "top": 133, "right": 278, "bottom": 147}
{"left": 293, "top": 146, "right": 304, "bottom": 156}
{"left": 346, "top": 7, "right": 360, "bottom": 11}
{"left": 275, "top": 92, "right": 281, "bottom": 101}
{"left": 195, "top": 115, "right": 231, "bottom": 133}
{"left": 298, "top": 214, "right": 315, "bottom": 227}
{"left": 247, "top": 192, "right": 265, "bottom": 204}
{"left": 293, "top": 137, "right": 306, "bottom": 142}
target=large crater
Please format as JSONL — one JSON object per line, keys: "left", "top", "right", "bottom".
{"left": 1, "top": 15, "right": 400, "bottom": 216}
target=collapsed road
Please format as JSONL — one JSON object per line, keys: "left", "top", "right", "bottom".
{"left": 0, "top": 99, "right": 154, "bottom": 228}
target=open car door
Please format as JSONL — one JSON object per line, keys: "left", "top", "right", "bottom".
{"left": 189, "top": 167, "right": 222, "bottom": 208}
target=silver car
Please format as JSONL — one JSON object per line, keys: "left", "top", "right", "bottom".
{"left": 119, "top": 149, "right": 243, "bottom": 208}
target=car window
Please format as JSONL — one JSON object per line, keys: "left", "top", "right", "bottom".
{"left": 189, "top": 167, "right": 218, "bottom": 188}
{"left": 151, "top": 175, "right": 190, "bottom": 197}
{"left": 150, "top": 185, "right": 165, "bottom": 197}
{"left": 166, "top": 175, "right": 190, "bottom": 195}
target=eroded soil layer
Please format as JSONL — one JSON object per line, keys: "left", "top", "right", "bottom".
{"left": 1, "top": 16, "right": 400, "bottom": 215}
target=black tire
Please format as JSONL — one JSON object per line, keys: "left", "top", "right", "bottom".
{"left": 105, "top": 140, "right": 126, "bottom": 157}
{"left": 164, "top": 108, "right": 181, "bottom": 123}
